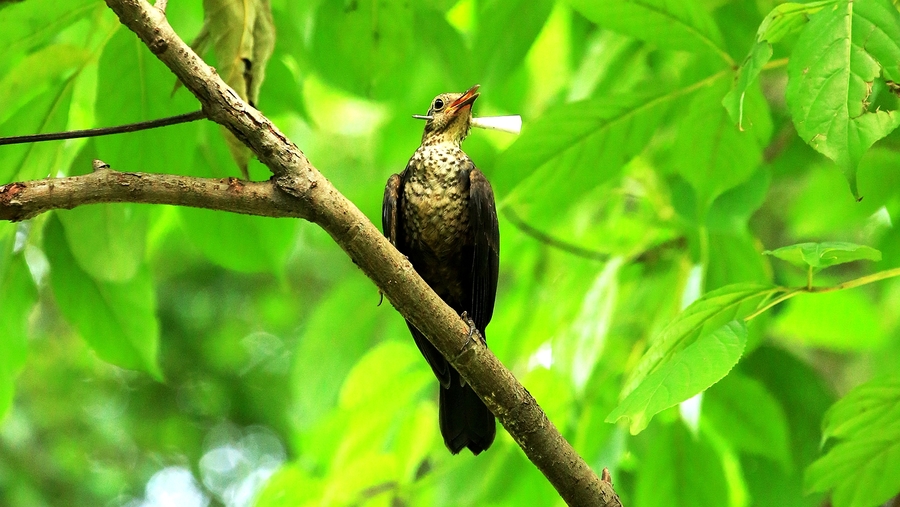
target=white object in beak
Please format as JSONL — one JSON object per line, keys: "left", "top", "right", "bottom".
{"left": 470, "top": 115, "right": 522, "bottom": 135}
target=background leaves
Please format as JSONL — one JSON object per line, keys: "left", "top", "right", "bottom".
{"left": 1, "top": 0, "right": 900, "bottom": 506}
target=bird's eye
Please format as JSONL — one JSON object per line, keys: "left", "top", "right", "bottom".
{"left": 433, "top": 98, "right": 444, "bottom": 110}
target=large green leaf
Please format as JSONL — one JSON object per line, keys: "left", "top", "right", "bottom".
{"left": 565, "top": 0, "right": 729, "bottom": 62}
{"left": 0, "top": 229, "right": 37, "bottom": 420}
{"left": 786, "top": 0, "right": 900, "bottom": 199}
{"left": 473, "top": 0, "right": 553, "bottom": 88}
{"left": 703, "top": 372, "right": 792, "bottom": 468}
{"left": 606, "top": 320, "right": 747, "bottom": 434}
{"left": 763, "top": 242, "right": 882, "bottom": 271}
{"left": 494, "top": 91, "right": 671, "bottom": 209}
{"left": 671, "top": 77, "right": 765, "bottom": 211}
{"left": 621, "top": 282, "right": 775, "bottom": 398}
{"left": 806, "top": 422, "right": 900, "bottom": 507}
{"left": 821, "top": 375, "right": 900, "bottom": 444}
{"left": 634, "top": 422, "right": 731, "bottom": 507}
{"left": 0, "top": 0, "right": 98, "bottom": 56}
{"left": 310, "top": 0, "right": 415, "bottom": 98}
{"left": 179, "top": 124, "right": 297, "bottom": 273}
{"left": 45, "top": 215, "right": 162, "bottom": 378}
{"left": 0, "top": 44, "right": 87, "bottom": 184}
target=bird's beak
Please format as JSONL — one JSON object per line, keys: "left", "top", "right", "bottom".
{"left": 447, "top": 84, "right": 480, "bottom": 114}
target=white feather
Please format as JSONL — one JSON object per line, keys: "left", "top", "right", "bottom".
{"left": 470, "top": 115, "right": 522, "bottom": 135}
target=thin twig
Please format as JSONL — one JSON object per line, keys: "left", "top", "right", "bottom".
{"left": 0, "top": 110, "right": 205, "bottom": 146}
{"left": 503, "top": 208, "right": 610, "bottom": 261}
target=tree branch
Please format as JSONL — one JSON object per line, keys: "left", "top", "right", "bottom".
{"left": 0, "top": 162, "right": 305, "bottom": 222}
{"left": 1, "top": 0, "right": 623, "bottom": 504}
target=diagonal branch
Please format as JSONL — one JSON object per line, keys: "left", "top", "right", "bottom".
{"left": 2, "top": 0, "right": 623, "bottom": 505}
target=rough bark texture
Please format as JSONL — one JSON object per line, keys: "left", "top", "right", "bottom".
{"left": 0, "top": 1, "right": 623, "bottom": 505}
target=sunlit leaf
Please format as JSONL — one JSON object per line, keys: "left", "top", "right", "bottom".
{"left": 607, "top": 320, "right": 747, "bottom": 434}
{"left": 45, "top": 216, "right": 162, "bottom": 379}
{"left": 565, "top": 0, "right": 728, "bottom": 61}
{"left": 621, "top": 282, "right": 775, "bottom": 399}
{"left": 786, "top": 0, "right": 900, "bottom": 198}
{"left": 821, "top": 375, "right": 900, "bottom": 443}
{"left": 254, "top": 464, "right": 323, "bottom": 507}
{"left": 805, "top": 421, "right": 900, "bottom": 507}
{"left": 763, "top": 242, "right": 881, "bottom": 271}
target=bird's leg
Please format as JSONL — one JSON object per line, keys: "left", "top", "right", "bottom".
{"left": 460, "top": 311, "right": 485, "bottom": 347}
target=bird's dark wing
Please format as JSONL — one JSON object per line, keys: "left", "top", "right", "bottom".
{"left": 466, "top": 168, "right": 500, "bottom": 333}
{"left": 382, "top": 172, "right": 402, "bottom": 246}
{"left": 382, "top": 169, "right": 452, "bottom": 388}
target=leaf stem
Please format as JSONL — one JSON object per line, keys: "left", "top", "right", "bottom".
{"left": 744, "top": 267, "right": 900, "bottom": 321}
{"left": 762, "top": 57, "right": 789, "bottom": 70}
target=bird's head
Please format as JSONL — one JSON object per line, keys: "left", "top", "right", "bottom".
{"left": 414, "top": 85, "right": 480, "bottom": 145}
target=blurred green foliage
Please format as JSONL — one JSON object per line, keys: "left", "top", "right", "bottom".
{"left": 1, "top": 0, "right": 900, "bottom": 506}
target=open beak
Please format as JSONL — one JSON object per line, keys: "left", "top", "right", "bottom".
{"left": 447, "top": 84, "right": 480, "bottom": 114}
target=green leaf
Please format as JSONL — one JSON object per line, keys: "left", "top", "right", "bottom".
{"left": 805, "top": 422, "right": 900, "bottom": 507}
{"left": 291, "top": 278, "right": 386, "bottom": 430}
{"left": 671, "top": 77, "right": 764, "bottom": 212}
{"left": 703, "top": 372, "right": 792, "bottom": 468}
{"left": 821, "top": 375, "right": 900, "bottom": 444}
{"left": 200, "top": 0, "right": 276, "bottom": 176}
{"left": 0, "top": 44, "right": 88, "bottom": 128}
{"left": 96, "top": 28, "right": 198, "bottom": 176}
{"left": 0, "top": 0, "right": 98, "bottom": 56}
{"left": 56, "top": 143, "right": 147, "bottom": 283}
{"left": 495, "top": 91, "right": 671, "bottom": 209}
{"left": 310, "top": 0, "right": 414, "bottom": 98}
{"left": 621, "top": 282, "right": 775, "bottom": 398}
{"left": 0, "top": 229, "right": 37, "bottom": 419}
{"left": 565, "top": 0, "right": 729, "bottom": 62}
{"left": 634, "top": 422, "right": 731, "bottom": 507}
{"left": 179, "top": 124, "right": 297, "bottom": 274}
{"left": 786, "top": 0, "right": 900, "bottom": 199}
{"left": 45, "top": 215, "right": 162, "bottom": 379}
{"left": 763, "top": 242, "right": 882, "bottom": 270}
{"left": 773, "top": 290, "right": 886, "bottom": 350}
{"left": 254, "top": 464, "right": 323, "bottom": 507}
{"left": 473, "top": 0, "right": 553, "bottom": 87}
{"left": 723, "top": 1, "right": 836, "bottom": 127}
{"left": 607, "top": 321, "right": 747, "bottom": 434}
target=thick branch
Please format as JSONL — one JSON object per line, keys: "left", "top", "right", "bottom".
{"left": 0, "top": 164, "right": 305, "bottom": 222}
{"left": 1, "top": 0, "right": 622, "bottom": 504}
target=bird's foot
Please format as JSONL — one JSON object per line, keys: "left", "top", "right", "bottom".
{"left": 460, "top": 311, "right": 485, "bottom": 348}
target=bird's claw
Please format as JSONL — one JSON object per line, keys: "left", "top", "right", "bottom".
{"left": 460, "top": 311, "right": 484, "bottom": 348}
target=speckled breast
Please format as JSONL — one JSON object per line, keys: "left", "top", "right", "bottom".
{"left": 401, "top": 145, "right": 471, "bottom": 260}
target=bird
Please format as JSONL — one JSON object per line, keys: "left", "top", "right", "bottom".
{"left": 382, "top": 84, "right": 500, "bottom": 455}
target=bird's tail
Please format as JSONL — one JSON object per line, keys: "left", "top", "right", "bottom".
{"left": 439, "top": 368, "right": 496, "bottom": 455}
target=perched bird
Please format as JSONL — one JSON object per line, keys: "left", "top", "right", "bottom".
{"left": 382, "top": 85, "right": 500, "bottom": 455}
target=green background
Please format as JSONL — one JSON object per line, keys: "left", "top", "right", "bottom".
{"left": 1, "top": 0, "right": 899, "bottom": 506}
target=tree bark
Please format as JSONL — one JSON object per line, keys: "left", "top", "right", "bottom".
{"left": 0, "top": 1, "right": 623, "bottom": 505}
